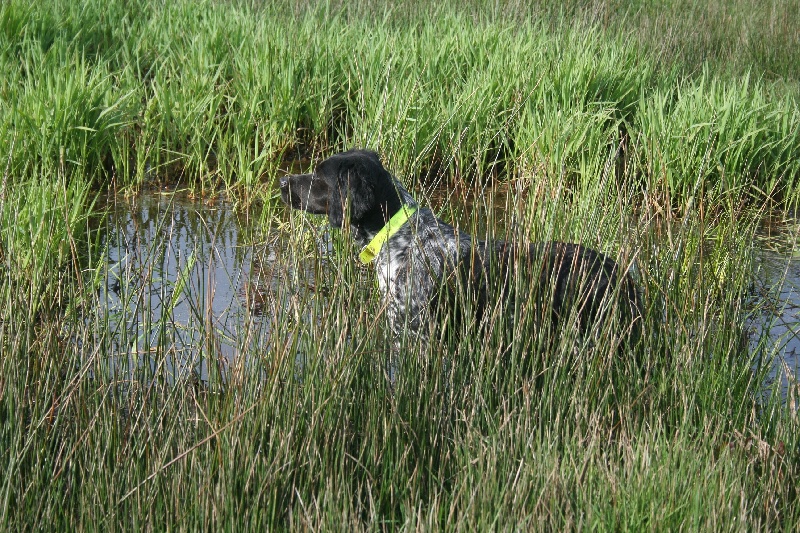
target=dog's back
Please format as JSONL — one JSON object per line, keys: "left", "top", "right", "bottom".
{"left": 441, "top": 237, "right": 641, "bottom": 339}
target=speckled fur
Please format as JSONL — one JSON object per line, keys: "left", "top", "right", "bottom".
{"left": 280, "top": 149, "right": 640, "bottom": 350}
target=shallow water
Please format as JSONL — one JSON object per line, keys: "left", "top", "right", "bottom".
{"left": 750, "top": 226, "right": 800, "bottom": 403}
{"left": 99, "top": 193, "right": 254, "bottom": 381}
{"left": 98, "top": 192, "right": 326, "bottom": 383}
{"left": 98, "top": 191, "right": 800, "bottom": 400}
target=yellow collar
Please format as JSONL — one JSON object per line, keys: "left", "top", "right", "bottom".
{"left": 358, "top": 205, "right": 418, "bottom": 264}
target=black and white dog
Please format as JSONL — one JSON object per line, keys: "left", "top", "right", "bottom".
{"left": 280, "top": 149, "right": 640, "bottom": 352}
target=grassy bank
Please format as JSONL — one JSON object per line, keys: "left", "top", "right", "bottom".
{"left": 0, "top": 0, "right": 799, "bottom": 529}
{"left": 1, "top": 0, "right": 799, "bottom": 204}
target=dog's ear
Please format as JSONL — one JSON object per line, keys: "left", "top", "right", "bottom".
{"left": 327, "top": 181, "right": 344, "bottom": 227}
{"left": 343, "top": 159, "right": 376, "bottom": 222}
{"left": 325, "top": 159, "right": 376, "bottom": 228}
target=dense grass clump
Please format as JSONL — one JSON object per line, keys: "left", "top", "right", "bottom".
{"left": 0, "top": 0, "right": 798, "bottom": 529}
{"left": 1, "top": 0, "right": 799, "bottom": 204}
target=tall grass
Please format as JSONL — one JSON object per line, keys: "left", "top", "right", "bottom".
{"left": 2, "top": 161, "right": 797, "bottom": 528}
{"left": 1, "top": 0, "right": 798, "bottom": 204}
{"left": 0, "top": 174, "right": 96, "bottom": 316}
{"left": 634, "top": 74, "right": 800, "bottom": 205}
{"left": 0, "top": 0, "right": 798, "bottom": 529}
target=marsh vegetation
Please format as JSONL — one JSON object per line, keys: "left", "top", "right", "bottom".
{"left": 1, "top": 0, "right": 799, "bottom": 528}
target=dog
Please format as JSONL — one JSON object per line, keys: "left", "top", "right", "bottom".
{"left": 279, "top": 149, "right": 641, "bottom": 356}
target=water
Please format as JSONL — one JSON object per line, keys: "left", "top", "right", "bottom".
{"left": 99, "top": 191, "right": 322, "bottom": 383}
{"left": 750, "top": 225, "right": 800, "bottom": 404}
{"left": 97, "top": 191, "right": 800, "bottom": 401}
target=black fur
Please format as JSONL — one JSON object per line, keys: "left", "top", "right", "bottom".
{"left": 280, "top": 149, "right": 641, "bottom": 350}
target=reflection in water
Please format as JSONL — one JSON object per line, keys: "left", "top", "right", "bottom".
{"left": 98, "top": 192, "right": 800, "bottom": 404}
{"left": 751, "top": 235, "right": 800, "bottom": 404}
{"left": 99, "top": 192, "right": 321, "bottom": 383}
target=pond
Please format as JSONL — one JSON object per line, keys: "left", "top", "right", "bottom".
{"left": 99, "top": 191, "right": 325, "bottom": 384}
{"left": 97, "top": 190, "right": 800, "bottom": 401}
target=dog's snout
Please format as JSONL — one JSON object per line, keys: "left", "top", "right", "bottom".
{"left": 278, "top": 171, "right": 328, "bottom": 214}
{"left": 278, "top": 175, "right": 293, "bottom": 207}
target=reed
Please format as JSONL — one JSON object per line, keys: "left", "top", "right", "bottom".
{"left": 0, "top": 0, "right": 798, "bottom": 529}
{"left": 1, "top": 0, "right": 798, "bottom": 204}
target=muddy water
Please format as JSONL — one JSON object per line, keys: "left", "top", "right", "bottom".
{"left": 98, "top": 192, "right": 800, "bottom": 400}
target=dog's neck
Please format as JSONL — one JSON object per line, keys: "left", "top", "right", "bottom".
{"left": 351, "top": 177, "right": 418, "bottom": 246}
{"left": 351, "top": 198, "right": 402, "bottom": 244}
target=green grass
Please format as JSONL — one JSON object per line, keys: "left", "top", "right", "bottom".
{"left": 4, "top": 161, "right": 797, "bottom": 529}
{"left": 0, "top": 0, "right": 799, "bottom": 529}
{"left": 1, "top": 0, "right": 798, "bottom": 203}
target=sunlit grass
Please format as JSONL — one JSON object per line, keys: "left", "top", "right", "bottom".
{"left": 0, "top": 0, "right": 798, "bottom": 529}
{"left": 1, "top": 0, "right": 798, "bottom": 205}
{"left": 1, "top": 156, "right": 797, "bottom": 528}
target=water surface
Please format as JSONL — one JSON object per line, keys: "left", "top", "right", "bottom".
{"left": 751, "top": 223, "right": 800, "bottom": 403}
{"left": 99, "top": 192, "right": 320, "bottom": 383}
{"left": 98, "top": 191, "right": 800, "bottom": 401}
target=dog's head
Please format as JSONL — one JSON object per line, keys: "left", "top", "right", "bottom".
{"left": 279, "top": 149, "right": 402, "bottom": 238}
